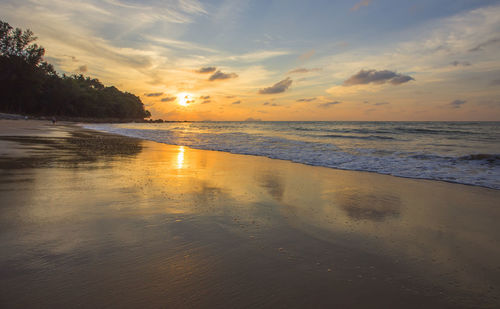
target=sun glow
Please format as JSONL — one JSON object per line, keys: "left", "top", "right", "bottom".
{"left": 177, "top": 92, "right": 193, "bottom": 106}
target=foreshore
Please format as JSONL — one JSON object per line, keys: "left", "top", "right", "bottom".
{"left": 0, "top": 112, "right": 175, "bottom": 123}
{"left": 1, "top": 119, "right": 499, "bottom": 308}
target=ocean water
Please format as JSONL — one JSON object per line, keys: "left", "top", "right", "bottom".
{"left": 83, "top": 121, "right": 500, "bottom": 189}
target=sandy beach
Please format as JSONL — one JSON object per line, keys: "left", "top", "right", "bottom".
{"left": 1, "top": 119, "right": 499, "bottom": 308}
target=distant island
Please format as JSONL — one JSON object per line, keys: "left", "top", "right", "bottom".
{"left": 0, "top": 20, "right": 150, "bottom": 121}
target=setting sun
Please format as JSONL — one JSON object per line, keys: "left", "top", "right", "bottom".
{"left": 177, "top": 92, "right": 193, "bottom": 107}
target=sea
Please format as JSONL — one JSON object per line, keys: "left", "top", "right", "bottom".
{"left": 83, "top": 121, "right": 500, "bottom": 189}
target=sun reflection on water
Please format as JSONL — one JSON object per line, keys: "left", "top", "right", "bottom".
{"left": 177, "top": 146, "right": 185, "bottom": 169}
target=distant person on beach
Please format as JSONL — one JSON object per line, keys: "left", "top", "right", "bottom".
{"left": 51, "top": 117, "right": 56, "bottom": 125}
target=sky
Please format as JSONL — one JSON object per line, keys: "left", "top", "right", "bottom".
{"left": 1, "top": 0, "right": 500, "bottom": 121}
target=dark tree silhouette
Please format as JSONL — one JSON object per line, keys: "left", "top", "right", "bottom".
{"left": 0, "top": 20, "right": 150, "bottom": 119}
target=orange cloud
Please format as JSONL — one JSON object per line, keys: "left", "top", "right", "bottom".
{"left": 351, "top": 0, "right": 372, "bottom": 11}
{"left": 299, "top": 49, "right": 315, "bottom": 61}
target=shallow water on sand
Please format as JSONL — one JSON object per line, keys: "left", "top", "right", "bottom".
{"left": 84, "top": 121, "right": 500, "bottom": 189}
{"left": 1, "top": 125, "right": 499, "bottom": 308}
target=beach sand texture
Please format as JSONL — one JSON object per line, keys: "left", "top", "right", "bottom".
{"left": 1, "top": 120, "right": 499, "bottom": 308}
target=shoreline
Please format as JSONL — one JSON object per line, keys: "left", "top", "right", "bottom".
{"left": 1, "top": 119, "right": 500, "bottom": 308}
{"left": 81, "top": 122, "right": 500, "bottom": 191}
{"left": 99, "top": 133, "right": 500, "bottom": 191}
{"left": 2, "top": 118, "right": 495, "bottom": 192}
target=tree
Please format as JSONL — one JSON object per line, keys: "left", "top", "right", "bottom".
{"left": 0, "top": 21, "right": 45, "bottom": 65}
{"left": 0, "top": 20, "right": 150, "bottom": 119}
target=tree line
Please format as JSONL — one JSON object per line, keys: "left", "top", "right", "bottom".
{"left": 0, "top": 20, "right": 150, "bottom": 119}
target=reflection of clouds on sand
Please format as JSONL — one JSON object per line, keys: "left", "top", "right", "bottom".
{"left": 190, "top": 180, "right": 228, "bottom": 209}
{"left": 257, "top": 172, "right": 285, "bottom": 202}
{"left": 335, "top": 190, "right": 401, "bottom": 221}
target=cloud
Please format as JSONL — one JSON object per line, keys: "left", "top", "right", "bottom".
{"left": 144, "top": 92, "right": 164, "bottom": 97}
{"left": 263, "top": 102, "right": 279, "bottom": 106}
{"left": 104, "top": 0, "right": 207, "bottom": 24}
{"left": 146, "top": 35, "right": 217, "bottom": 53}
{"left": 209, "top": 70, "right": 238, "bottom": 81}
{"left": 259, "top": 77, "right": 292, "bottom": 94}
{"left": 450, "top": 60, "right": 471, "bottom": 67}
{"left": 228, "top": 50, "right": 290, "bottom": 62}
{"left": 199, "top": 95, "right": 210, "bottom": 99}
{"left": 469, "top": 37, "right": 500, "bottom": 52}
{"left": 245, "top": 117, "right": 261, "bottom": 121}
{"left": 288, "top": 68, "right": 322, "bottom": 74}
{"left": 231, "top": 100, "right": 241, "bottom": 104}
{"left": 343, "top": 69, "right": 414, "bottom": 86}
{"left": 196, "top": 67, "right": 216, "bottom": 73}
{"left": 351, "top": 0, "right": 372, "bottom": 11}
{"left": 374, "top": 102, "right": 389, "bottom": 106}
{"left": 318, "top": 101, "right": 341, "bottom": 108}
{"left": 44, "top": 56, "right": 63, "bottom": 66}
{"left": 390, "top": 75, "right": 414, "bottom": 84}
{"left": 297, "top": 97, "right": 316, "bottom": 102}
{"left": 174, "top": 0, "right": 207, "bottom": 16}
{"left": 450, "top": 99, "right": 466, "bottom": 108}
{"left": 299, "top": 49, "right": 315, "bottom": 61}
{"left": 77, "top": 65, "right": 87, "bottom": 72}
{"left": 491, "top": 79, "right": 500, "bottom": 86}
{"left": 0, "top": 0, "right": 212, "bottom": 85}
{"left": 201, "top": 100, "right": 211, "bottom": 104}
{"left": 161, "top": 96, "right": 176, "bottom": 102}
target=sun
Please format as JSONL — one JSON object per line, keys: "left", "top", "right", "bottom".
{"left": 177, "top": 92, "right": 193, "bottom": 106}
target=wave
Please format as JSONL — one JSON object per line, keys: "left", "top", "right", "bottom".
{"left": 320, "top": 134, "right": 395, "bottom": 140}
{"left": 459, "top": 154, "right": 500, "bottom": 164}
{"left": 393, "top": 127, "right": 479, "bottom": 135}
{"left": 408, "top": 154, "right": 449, "bottom": 160}
{"left": 293, "top": 126, "right": 390, "bottom": 135}
{"left": 82, "top": 123, "right": 500, "bottom": 190}
{"left": 293, "top": 126, "right": 482, "bottom": 136}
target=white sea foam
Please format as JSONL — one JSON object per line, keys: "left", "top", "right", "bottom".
{"left": 83, "top": 121, "right": 500, "bottom": 189}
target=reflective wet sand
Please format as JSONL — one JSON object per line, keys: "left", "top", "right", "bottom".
{"left": 1, "top": 120, "right": 499, "bottom": 308}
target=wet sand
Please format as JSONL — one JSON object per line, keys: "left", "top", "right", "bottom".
{"left": 1, "top": 119, "right": 499, "bottom": 308}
